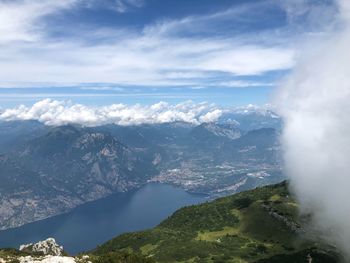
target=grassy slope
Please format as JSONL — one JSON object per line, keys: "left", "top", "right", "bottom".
{"left": 92, "top": 182, "right": 341, "bottom": 263}
{"left": 0, "top": 248, "right": 154, "bottom": 263}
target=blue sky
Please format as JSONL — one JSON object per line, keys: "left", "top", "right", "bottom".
{"left": 0, "top": 0, "right": 340, "bottom": 108}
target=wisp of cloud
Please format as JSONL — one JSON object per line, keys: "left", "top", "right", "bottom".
{"left": 276, "top": 0, "right": 350, "bottom": 257}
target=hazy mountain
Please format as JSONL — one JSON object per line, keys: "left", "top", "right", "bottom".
{"left": 219, "top": 109, "right": 282, "bottom": 131}
{"left": 152, "top": 126, "right": 282, "bottom": 196}
{"left": 0, "top": 120, "right": 47, "bottom": 153}
{"left": 190, "top": 122, "right": 241, "bottom": 146}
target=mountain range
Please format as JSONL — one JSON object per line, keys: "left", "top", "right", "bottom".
{"left": 0, "top": 110, "right": 284, "bottom": 230}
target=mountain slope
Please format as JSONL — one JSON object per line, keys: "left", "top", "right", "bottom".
{"left": 190, "top": 123, "right": 241, "bottom": 145}
{"left": 92, "top": 182, "right": 341, "bottom": 263}
{"left": 0, "top": 120, "right": 47, "bottom": 153}
{"left": 0, "top": 125, "right": 157, "bottom": 230}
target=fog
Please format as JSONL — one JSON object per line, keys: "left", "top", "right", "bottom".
{"left": 276, "top": 0, "right": 350, "bottom": 258}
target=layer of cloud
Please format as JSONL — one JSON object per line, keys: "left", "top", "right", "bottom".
{"left": 0, "top": 99, "right": 223, "bottom": 126}
{"left": 0, "top": 0, "right": 298, "bottom": 87}
{"left": 0, "top": 33, "right": 295, "bottom": 86}
{"left": 0, "top": 0, "right": 77, "bottom": 43}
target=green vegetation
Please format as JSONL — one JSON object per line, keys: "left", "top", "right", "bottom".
{"left": 1, "top": 181, "right": 341, "bottom": 263}
{"left": 0, "top": 248, "right": 153, "bottom": 263}
{"left": 0, "top": 248, "right": 30, "bottom": 257}
{"left": 91, "top": 182, "right": 341, "bottom": 262}
{"left": 0, "top": 248, "right": 31, "bottom": 263}
{"left": 89, "top": 251, "right": 155, "bottom": 263}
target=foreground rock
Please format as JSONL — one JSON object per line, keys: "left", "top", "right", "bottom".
{"left": 20, "top": 238, "right": 64, "bottom": 256}
{"left": 18, "top": 255, "right": 78, "bottom": 263}
{"left": 0, "top": 239, "right": 91, "bottom": 263}
{"left": 0, "top": 238, "right": 152, "bottom": 263}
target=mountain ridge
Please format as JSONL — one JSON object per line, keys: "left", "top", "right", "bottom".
{"left": 91, "top": 181, "right": 341, "bottom": 263}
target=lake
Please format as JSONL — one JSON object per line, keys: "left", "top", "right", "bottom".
{"left": 0, "top": 183, "right": 207, "bottom": 254}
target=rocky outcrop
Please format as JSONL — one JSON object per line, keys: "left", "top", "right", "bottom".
{"left": 20, "top": 238, "right": 64, "bottom": 256}
{"left": 262, "top": 203, "right": 305, "bottom": 234}
{"left": 0, "top": 239, "right": 91, "bottom": 263}
{"left": 18, "top": 255, "right": 77, "bottom": 263}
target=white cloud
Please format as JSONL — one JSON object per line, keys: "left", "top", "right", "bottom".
{"left": 275, "top": 0, "right": 350, "bottom": 259}
{"left": 199, "top": 109, "right": 223, "bottom": 123}
{"left": 213, "top": 80, "right": 276, "bottom": 88}
{"left": 79, "top": 86, "right": 125, "bottom": 91}
{"left": 0, "top": 0, "right": 296, "bottom": 87}
{"left": 0, "top": 99, "right": 223, "bottom": 126}
{"left": 338, "top": 0, "right": 350, "bottom": 20}
{"left": 0, "top": 0, "right": 77, "bottom": 43}
{"left": 0, "top": 36, "right": 295, "bottom": 85}
{"left": 114, "top": 0, "right": 127, "bottom": 13}
{"left": 197, "top": 47, "right": 295, "bottom": 75}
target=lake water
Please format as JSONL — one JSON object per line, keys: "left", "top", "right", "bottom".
{"left": 0, "top": 183, "right": 207, "bottom": 254}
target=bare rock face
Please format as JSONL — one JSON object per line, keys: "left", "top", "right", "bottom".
{"left": 20, "top": 238, "right": 64, "bottom": 256}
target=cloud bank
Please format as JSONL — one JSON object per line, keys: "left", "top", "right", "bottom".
{"left": 0, "top": 99, "right": 222, "bottom": 126}
{"left": 276, "top": 0, "right": 350, "bottom": 258}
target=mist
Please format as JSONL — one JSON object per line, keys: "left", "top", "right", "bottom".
{"left": 276, "top": 0, "right": 350, "bottom": 258}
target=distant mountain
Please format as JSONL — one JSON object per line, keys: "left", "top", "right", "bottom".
{"left": 92, "top": 182, "right": 341, "bottom": 263}
{"left": 219, "top": 109, "right": 282, "bottom": 131}
{"left": 152, "top": 126, "right": 282, "bottom": 196}
{"left": 227, "top": 128, "right": 280, "bottom": 162}
{"left": 190, "top": 122, "right": 241, "bottom": 145}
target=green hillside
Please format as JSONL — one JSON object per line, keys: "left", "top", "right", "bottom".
{"left": 0, "top": 248, "right": 154, "bottom": 263}
{"left": 91, "top": 182, "right": 341, "bottom": 263}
